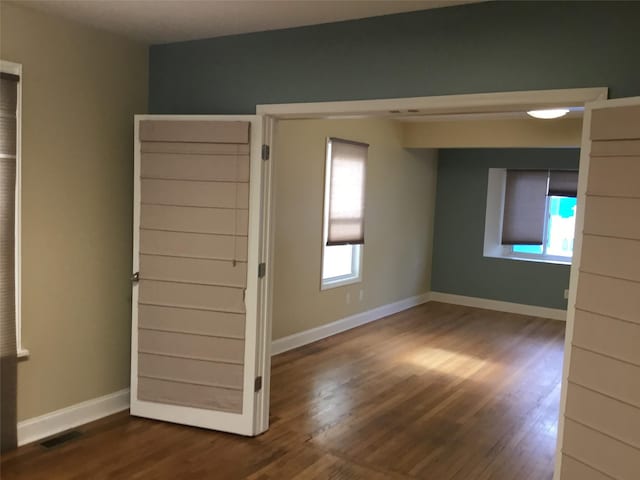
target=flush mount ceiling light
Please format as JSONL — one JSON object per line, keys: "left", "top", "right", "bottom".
{"left": 526, "top": 108, "right": 570, "bottom": 119}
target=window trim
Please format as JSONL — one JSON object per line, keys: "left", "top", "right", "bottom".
{"left": 1, "top": 60, "right": 27, "bottom": 358}
{"left": 484, "top": 168, "right": 573, "bottom": 266}
{"left": 320, "top": 138, "right": 363, "bottom": 290}
{"left": 321, "top": 245, "right": 363, "bottom": 290}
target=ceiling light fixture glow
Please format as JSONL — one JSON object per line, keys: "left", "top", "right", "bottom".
{"left": 527, "top": 108, "right": 570, "bottom": 119}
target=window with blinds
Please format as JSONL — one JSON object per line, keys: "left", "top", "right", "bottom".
{"left": 484, "top": 167, "right": 579, "bottom": 264}
{"left": 0, "top": 69, "right": 19, "bottom": 452}
{"left": 500, "top": 168, "right": 579, "bottom": 261}
{"left": 321, "top": 137, "right": 368, "bottom": 288}
{"left": 501, "top": 170, "right": 549, "bottom": 245}
{"left": 325, "top": 138, "right": 367, "bottom": 246}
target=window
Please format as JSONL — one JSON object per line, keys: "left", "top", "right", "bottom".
{"left": 511, "top": 195, "right": 577, "bottom": 259}
{"left": 0, "top": 61, "right": 25, "bottom": 357}
{"left": 321, "top": 138, "right": 367, "bottom": 289}
{"left": 484, "top": 168, "right": 578, "bottom": 265}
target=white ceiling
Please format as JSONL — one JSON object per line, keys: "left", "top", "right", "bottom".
{"left": 14, "top": 0, "right": 480, "bottom": 45}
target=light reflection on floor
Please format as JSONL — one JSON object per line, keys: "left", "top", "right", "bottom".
{"left": 403, "top": 346, "right": 499, "bottom": 379}
{"left": 309, "top": 369, "right": 355, "bottom": 430}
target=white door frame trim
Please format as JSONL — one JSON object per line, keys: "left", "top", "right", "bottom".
{"left": 256, "top": 87, "right": 608, "bottom": 473}
{"left": 257, "top": 87, "right": 607, "bottom": 119}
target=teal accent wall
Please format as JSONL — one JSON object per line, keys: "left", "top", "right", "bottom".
{"left": 149, "top": 1, "right": 640, "bottom": 114}
{"left": 431, "top": 148, "right": 580, "bottom": 310}
{"left": 147, "top": 2, "right": 635, "bottom": 308}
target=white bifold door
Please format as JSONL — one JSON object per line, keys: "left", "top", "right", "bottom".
{"left": 556, "top": 97, "right": 640, "bottom": 479}
{"left": 130, "top": 115, "right": 271, "bottom": 436}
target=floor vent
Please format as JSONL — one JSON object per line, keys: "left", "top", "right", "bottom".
{"left": 40, "top": 430, "right": 83, "bottom": 449}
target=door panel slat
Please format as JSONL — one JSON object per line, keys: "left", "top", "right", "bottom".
{"left": 138, "top": 377, "right": 243, "bottom": 414}
{"left": 580, "top": 235, "right": 640, "bottom": 283}
{"left": 591, "top": 105, "right": 640, "bottom": 141}
{"left": 573, "top": 310, "right": 640, "bottom": 366}
{"left": 562, "top": 419, "right": 640, "bottom": 480}
{"left": 140, "top": 230, "right": 247, "bottom": 261}
{"left": 140, "top": 120, "right": 249, "bottom": 144}
{"left": 591, "top": 139, "right": 640, "bottom": 157}
{"left": 560, "top": 455, "right": 614, "bottom": 480}
{"left": 583, "top": 196, "right": 640, "bottom": 240}
{"left": 575, "top": 272, "right": 640, "bottom": 325}
{"left": 138, "top": 304, "right": 244, "bottom": 339}
{"left": 587, "top": 156, "right": 640, "bottom": 198}
{"left": 141, "top": 205, "right": 248, "bottom": 236}
{"left": 568, "top": 348, "right": 640, "bottom": 408}
{"left": 140, "top": 255, "right": 247, "bottom": 288}
{"left": 139, "top": 353, "right": 244, "bottom": 390}
{"left": 566, "top": 383, "right": 640, "bottom": 448}
{"left": 141, "top": 142, "right": 250, "bottom": 156}
{"left": 142, "top": 179, "right": 249, "bottom": 209}
{"left": 139, "top": 279, "right": 245, "bottom": 313}
{"left": 139, "top": 329, "right": 244, "bottom": 364}
{"left": 141, "top": 153, "right": 250, "bottom": 182}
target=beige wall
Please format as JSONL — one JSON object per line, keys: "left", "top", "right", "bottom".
{"left": 402, "top": 117, "right": 582, "bottom": 148}
{"left": 1, "top": 3, "right": 148, "bottom": 420}
{"left": 272, "top": 119, "right": 437, "bottom": 340}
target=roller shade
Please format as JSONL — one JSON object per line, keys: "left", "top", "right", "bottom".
{"left": 501, "top": 170, "right": 548, "bottom": 245}
{"left": 137, "top": 120, "right": 251, "bottom": 414}
{"left": 325, "top": 138, "right": 368, "bottom": 246}
{"left": 548, "top": 170, "right": 578, "bottom": 197}
{"left": 0, "top": 72, "right": 18, "bottom": 452}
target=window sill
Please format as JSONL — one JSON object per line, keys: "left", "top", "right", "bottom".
{"left": 321, "top": 276, "right": 362, "bottom": 291}
{"left": 485, "top": 253, "right": 571, "bottom": 266}
{"left": 17, "top": 348, "right": 30, "bottom": 359}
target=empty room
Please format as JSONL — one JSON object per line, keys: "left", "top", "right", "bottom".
{"left": 1, "top": 1, "right": 639, "bottom": 479}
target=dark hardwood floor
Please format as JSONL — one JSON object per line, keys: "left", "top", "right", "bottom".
{"left": 0, "top": 302, "right": 565, "bottom": 479}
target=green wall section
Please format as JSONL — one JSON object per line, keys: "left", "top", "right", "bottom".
{"left": 147, "top": 1, "right": 636, "bottom": 308}
{"left": 149, "top": 1, "right": 640, "bottom": 114}
{"left": 431, "top": 148, "right": 580, "bottom": 310}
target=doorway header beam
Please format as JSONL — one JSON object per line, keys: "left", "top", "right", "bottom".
{"left": 256, "top": 87, "right": 608, "bottom": 119}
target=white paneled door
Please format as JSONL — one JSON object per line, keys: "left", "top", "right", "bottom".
{"left": 556, "top": 97, "right": 640, "bottom": 479}
{"left": 130, "top": 116, "right": 271, "bottom": 436}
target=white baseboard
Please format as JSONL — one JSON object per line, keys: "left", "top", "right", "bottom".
{"left": 271, "top": 292, "right": 431, "bottom": 356}
{"left": 14, "top": 292, "right": 429, "bottom": 445}
{"left": 17, "top": 388, "right": 130, "bottom": 446}
{"left": 16, "top": 291, "right": 559, "bottom": 446}
{"left": 429, "top": 291, "right": 567, "bottom": 321}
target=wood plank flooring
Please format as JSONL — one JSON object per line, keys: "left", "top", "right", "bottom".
{"left": 0, "top": 302, "right": 565, "bottom": 479}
